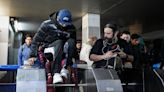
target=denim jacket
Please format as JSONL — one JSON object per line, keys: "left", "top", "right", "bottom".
{"left": 18, "top": 44, "right": 31, "bottom": 66}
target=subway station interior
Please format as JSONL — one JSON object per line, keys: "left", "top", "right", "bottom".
{"left": 0, "top": 0, "right": 164, "bottom": 92}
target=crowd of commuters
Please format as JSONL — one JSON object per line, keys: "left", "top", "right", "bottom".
{"left": 17, "top": 9, "right": 164, "bottom": 92}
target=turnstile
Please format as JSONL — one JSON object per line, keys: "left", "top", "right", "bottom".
{"left": 84, "top": 68, "right": 123, "bottom": 92}
{"left": 16, "top": 68, "right": 46, "bottom": 92}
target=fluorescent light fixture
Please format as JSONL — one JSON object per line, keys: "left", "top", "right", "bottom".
{"left": 16, "top": 21, "right": 40, "bottom": 31}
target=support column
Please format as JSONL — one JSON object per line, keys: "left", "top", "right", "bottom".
{"left": 0, "top": 16, "right": 9, "bottom": 65}
{"left": 82, "top": 13, "right": 100, "bottom": 43}
{"left": 0, "top": 16, "right": 9, "bottom": 79}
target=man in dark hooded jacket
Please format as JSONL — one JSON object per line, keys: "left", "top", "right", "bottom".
{"left": 28, "top": 9, "right": 76, "bottom": 83}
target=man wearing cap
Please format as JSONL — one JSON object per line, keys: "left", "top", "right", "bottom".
{"left": 28, "top": 9, "right": 76, "bottom": 83}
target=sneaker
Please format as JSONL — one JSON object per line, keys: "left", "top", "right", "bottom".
{"left": 53, "top": 73, "right": 63, "bottom": 83}
{"left": 60, "top": 68, "right": 69, "bottom": 79}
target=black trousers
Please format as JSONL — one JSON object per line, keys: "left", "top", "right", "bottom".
{"left": 48, "top": 38, "right": 76, "bottom": 73}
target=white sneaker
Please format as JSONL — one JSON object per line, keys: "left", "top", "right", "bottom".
{"left": 60, "top": 68, "right": 69, "bottom": 79}
{"left": 53, "top": 73, "right": 63, "bottom": 83}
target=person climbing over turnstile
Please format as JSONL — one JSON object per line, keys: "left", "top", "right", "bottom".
{"left": 28, "top": 9, "right": 76, "bottom": 84}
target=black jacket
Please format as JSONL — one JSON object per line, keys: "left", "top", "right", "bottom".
{"left": 30, "top": 17, "right": 76, "bottom": 57}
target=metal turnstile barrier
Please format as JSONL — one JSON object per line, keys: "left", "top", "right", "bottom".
{"left": 16, "top": 68, "right": 46, "bottom": 92}
{"left": 83, "top": 68, "right": 123, "bottom": 92}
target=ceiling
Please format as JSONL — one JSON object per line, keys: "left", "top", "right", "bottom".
{"left": 0, "top": 0, "right": 164, "bottom": 36}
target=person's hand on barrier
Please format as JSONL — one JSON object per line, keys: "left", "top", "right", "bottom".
{"left": 28, "top": 57, "right": 37, "bottom": 65}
